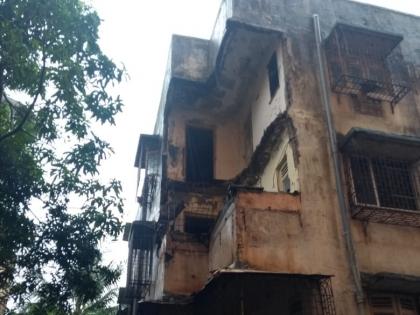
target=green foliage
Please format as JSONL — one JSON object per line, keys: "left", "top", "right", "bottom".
{"left": 0, "top": 0, "right": 125, "bottom": 312}
{"left": 9, "top": 275, "right": 119, "bottom": 315}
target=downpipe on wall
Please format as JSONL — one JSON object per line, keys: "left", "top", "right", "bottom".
{"left": 312, "top": 14, "right": 366, "bottom": 315}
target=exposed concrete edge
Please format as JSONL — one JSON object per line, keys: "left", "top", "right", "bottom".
{"left": 196, "top": 268, "right": 336, "bottom": 298}
{"left": 347, "top": 0, "right": 420, "bottom": 20}
{"left": 154, "top": 18, "right": 284, "bottom": 135}
{"left": 234, "top": 112, "right": 292, "bottom": 186}
{"left": 361, "top": 272, "right": 420, "bottom": 294}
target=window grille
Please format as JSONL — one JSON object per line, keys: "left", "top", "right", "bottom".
{"left": 125, "top": 221, "right": 156, "bottom": 299}
{"left": 345, "top": 154, "right": 420, "bottom": 227}
{"left": 325, "top": 23, "right": 410, "bottom": 107}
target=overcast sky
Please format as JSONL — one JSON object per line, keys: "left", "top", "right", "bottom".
{"left": 87, "top": 0, "right": 420, "bottom": 281}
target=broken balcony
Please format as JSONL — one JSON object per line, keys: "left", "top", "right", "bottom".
{"left": 209, "top": 188, "right": 301, "bottom": 271}
{"left": 325, "top": 23, "right": 410, "bottom": 106}
{"left": 341, "top": 128, "right": 420, "bottom": 227}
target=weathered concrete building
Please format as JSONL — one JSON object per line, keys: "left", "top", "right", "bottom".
{"left": 118, "top": 0, "right": 420, "bottom": 314}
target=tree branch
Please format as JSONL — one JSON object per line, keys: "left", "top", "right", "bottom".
{"left": 0, "top": 65, "right": 4, "bottom": 103}
{"left": 0, "top": 55, "right": 47, "bottom": 143}
{"left": 3, "top": 93, "right": 16, "bottom": 123}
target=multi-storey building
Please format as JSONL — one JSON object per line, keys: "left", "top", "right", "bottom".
{"left": 118, "top": 0, "right": 420, "bottom": 314}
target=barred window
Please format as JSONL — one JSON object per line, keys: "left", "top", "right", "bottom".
{"left": 349, "top": 155, "right": 419, "bottom": 211}
{"left": 325, "top": 23, "right": 409, "bottom": 106}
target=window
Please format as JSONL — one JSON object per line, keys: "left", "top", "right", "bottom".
{"left": 341, "top": 128, "right": 420, "bottom": 227}
{"left": 184, "top": 214, "right": 215, "bottom": 234}
{"left": 369, "top": 294, "right": 418, "bottom": 315}
{"left": 325, "top": 23, "right": 409, "bottom": 106}
{"left": 348, "top": 155, "right": 419, "bottom": 211}
{"left": 277, "top": 156, "right": 291, "bottom": 193}
{"left": 186, "top": 126, "right": 214, "bottom": 182}
{"left": 267, "top": 52, "right": 280, "bottom": 99}
{"left": 288, "top": 297, "right": 303, "bottom": 315}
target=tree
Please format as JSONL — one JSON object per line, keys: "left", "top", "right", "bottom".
{"left": 9, "top": 267, "right": 120, "bottom": 315}
{"left": 0, "top": 0, "right": 125, "bottom": 312}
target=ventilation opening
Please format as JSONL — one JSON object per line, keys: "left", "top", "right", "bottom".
{"left": 267, "top": 52, "right": 280, "bottom": 98}
{"left": 184, "top": 215, "right": 215, "bottom": 234}
{"left": 277, "top": 156, "right": 291, "bottom": 193}
{"left": 186, "top": 126, "right": 214, "bottom": 183}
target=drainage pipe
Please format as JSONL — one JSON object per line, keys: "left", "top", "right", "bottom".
{"left": 312, "top": 14, "right": 366, "bottom": 315}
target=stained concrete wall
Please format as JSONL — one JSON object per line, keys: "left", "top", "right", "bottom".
{"left": 259, "top": 133, "right": 300, "bottom": 193}
{"left": 162, "top": 191, "right": 225, "bottom": 296}
{"left": 173, "top": 193, "right": 224, "bottom": 233}
{"left": 166, "top": 108, "right": 248, "bottom": 181}
{"left": 209, "top": 192, "right": 303, "bottom": 272}
{"left": 209, "top": 202, "right": 237, "bottom": 271}
{"left": 209, "top": 2, "right": 420, "bottom": 313}
{"left": 148, "top": 0, "right": 420, "bottom": 313}
{"left": 250, "top": 45, "right": 288, "bottom": 150}
{"left": 164, "top": 233, "right": 209, "bottom": 295}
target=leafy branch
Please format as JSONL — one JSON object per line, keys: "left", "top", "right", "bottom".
{"left": 0, "top": 53, "right": 46, "bottom": 143}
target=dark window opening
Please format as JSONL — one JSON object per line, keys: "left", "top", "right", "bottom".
{"left": 184, "top": 215, "right": 215, "bottom": 234}
{"left": 350, "top": 156, "right": 377, "bottom": 205}
{"left": 349, "top": 155, "right": 418, "bottom": 211}
{"left": 186, "top": 127, "right": 214, "bottom": 182}
{"left": 288, "top": 297, "right": 304, "bottom": 315}
{"left": 267, "top": 52, "right": 280, "bottom": 98}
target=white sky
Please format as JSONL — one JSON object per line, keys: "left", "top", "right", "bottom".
{"left": 88, "top": 0, "right": 420, "bottom": 284}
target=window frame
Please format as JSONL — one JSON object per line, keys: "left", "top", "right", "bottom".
{"left": 267, "top": 51, "right": 280, "bottom": 100}
{"left": 185, "top": 125, "right": 215, "bottom": 183}
{"left": 368, "top": 293, "right": 419, "bottom": 315}
{"left": 346, "top": 154, "right": 419, "bottom": 212}
{"left": 276, "top": 155, "right": 291, "bottom": 193}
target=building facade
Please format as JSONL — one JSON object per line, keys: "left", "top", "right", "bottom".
{"left": 118, "top": 0, "right": 420, "bottom": 314}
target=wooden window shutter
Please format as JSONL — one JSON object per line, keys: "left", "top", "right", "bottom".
{"left": 398, "top": 296, "right": 418, "bottom": 315}
{"left": 370, "top": 295, "right": 397, "bottom": 315}
{"left": 369, "top": 294, "right": 419, "bottom": 315}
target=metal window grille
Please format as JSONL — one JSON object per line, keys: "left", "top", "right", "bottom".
{"left": 140, "top": 174, "right": 158, "bottom": 213}
{"left": 125, "top": 221, "right": 156, "bottom": 299}
{"left": 345, "top": 154, "right": 420, "bottom": 227}
{"left": 297, "top": 277, "right": 337, "bottom": 315}
{"left": 325, "top": 24, "right": 410, "bottom": 106}
{"left": 126, "top": 246, "right": 153, "bottom": 299}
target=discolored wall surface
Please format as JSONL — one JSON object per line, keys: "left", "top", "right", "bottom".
{"left": 137, "top": 1, "right": 420, "bottom": 314}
